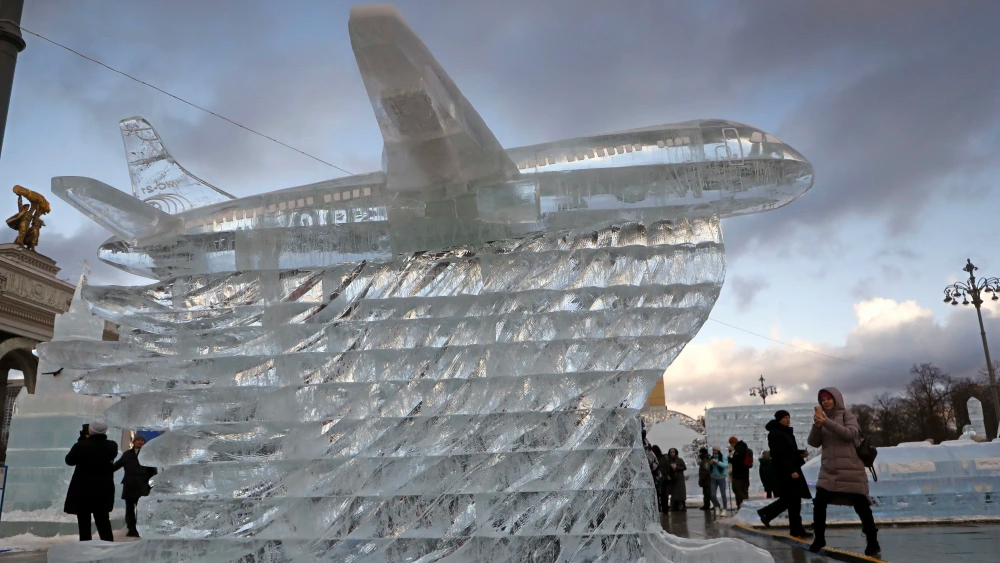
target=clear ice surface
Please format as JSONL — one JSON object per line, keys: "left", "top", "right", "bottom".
{"left": 1, "top": 264, "right": 122, "bottom": 515}
{"left": 43, "top": 3, "right": 815, "bottom": 561}
{"left": 737, "top": 438, "right": 1000, "bottom": 526}
{"left": 967, "top": 397, "right": 987, "bottom": 437}
{"left": 119, "top": 116, "right": 235, "bottom": 213}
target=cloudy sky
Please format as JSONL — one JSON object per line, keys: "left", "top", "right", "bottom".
{"left": 4, "top": 1, "right": 1000, "bottom": 417}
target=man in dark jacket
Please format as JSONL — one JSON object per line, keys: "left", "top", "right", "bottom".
{"left": 64, "top": 419, "right": 118, "bottom": 541}
{"left": 757, "top": 410, "right": 812, "bottom": 539}
{"left": 697, "top": 447, "right": 712, "bottom": 510}
{"left": 727, "top": 436, "right": 752, "bottom": 509}
{"left": 113, "top": 434, "right": 158, "bottom": 538}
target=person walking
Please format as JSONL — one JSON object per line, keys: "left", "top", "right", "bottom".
{"left": 708, "top": 445, "right": 729, "bottom": 512}
{"left": 807, "top": 388, "right": 880, "bottom": 558}
{"left": 651, "top": 445, "right": 671, "bottom": 513}
{"left": 113, "top": 434, "right": 158, "bottom": 538}
{"left": 759, "top": 451, "right": 777, "bottom": 499}
{"left": 697, "top": 448, "right": 712, "bottom": 510}
{"left": 757, "top": 410, "right": 812, "bottom": 539}
{"left": 727, "top": 435, "right": 752, "bottom": 509}
{"left": 64, "top": 419, "right": 118, "bottom": 542}
{"left": 665, "top": 448, "right": 687, "bottom": 511}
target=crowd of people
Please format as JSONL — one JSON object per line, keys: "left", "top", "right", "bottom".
{"left": 643, "top": 386, "right": 881, "bottom": 558}
{"left": 64, "top": 419, "right": 157, "bottom": 541}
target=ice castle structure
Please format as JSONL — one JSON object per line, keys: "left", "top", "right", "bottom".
{"left": 42, "top": 4, "right": 812, "bottom": 562}
{"left": 800, "top": 439, "right": 1000, "bottom": 523}
{"left": 2, "top": 264, "right": 121, "bottom": 516}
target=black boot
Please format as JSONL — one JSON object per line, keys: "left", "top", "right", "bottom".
{"left": 808, "top": 527, "right": 826, "bottom": 553}
{"left": 756, "top": 509, "right": 772, "bottom": 528}
{"left": 864, "top": 529, "right": 881, "bottom": 558}
{"left": 790, "top": 528, "right": 813, "bottom": 539}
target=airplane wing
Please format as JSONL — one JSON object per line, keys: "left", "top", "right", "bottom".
{"left": 348, "top": 4, "right": 519, "bottom": 193}
{"left": 51, "top": 176, "right": 184, "bottom": 246}
{"left": 120, "top": 117, "right": 235, "bottom": 213}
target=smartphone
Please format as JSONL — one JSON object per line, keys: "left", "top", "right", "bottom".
{"left": 81, "top": 423, "right": 89, "bottom": 434}
{"left": 814, "top": 406, "right": 823, "bottom": 416}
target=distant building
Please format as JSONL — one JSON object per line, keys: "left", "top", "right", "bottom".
{"left": 645, "top": 378, "right": 666, "bottom": 409}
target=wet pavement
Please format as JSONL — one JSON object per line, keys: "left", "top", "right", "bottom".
{"left": 659, "top": 506, "right": 1000, "bottom": 563}
{"left": 824, "top": 522, "right": 999, "bottom": 563}
{"left": 0, "top": 553, "right": 44, "bottom": 562}
{"left": 660, "top": 509, "right": 835, "bottom": 563}
{"left": 3, "top": 513, "right": 997, "bottom": 562}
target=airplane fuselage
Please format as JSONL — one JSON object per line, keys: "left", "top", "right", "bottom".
{"left": 97, "top": 119, "right": 812, "bottom": 278}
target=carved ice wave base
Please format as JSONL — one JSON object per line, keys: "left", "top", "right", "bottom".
{"left": 43, "top": 218, "right": 769, "bottom": 562}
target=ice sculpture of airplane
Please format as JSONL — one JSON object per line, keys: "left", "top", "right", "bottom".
{"left": 53, "top": 4, "right": 813, "bottom": 279}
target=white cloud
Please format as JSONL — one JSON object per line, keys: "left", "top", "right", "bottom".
{"left": 662, "top": 297, "right": 1000, "bottom": 419}
{"left": 853, "top": 298, "right": 932, "bottom": 333}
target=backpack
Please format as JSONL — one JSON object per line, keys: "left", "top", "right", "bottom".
{"left": 855, "top": 435, "right": 879, "bottom": 482}
{"left": 743, "top": 448, "right": 753, "bottom": 468}
{"left": 842, "top": 412, "right": 878, "bottom": 481}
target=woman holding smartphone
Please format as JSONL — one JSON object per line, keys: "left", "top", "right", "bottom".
{"left": 807, "top": 388, "right": 879, "bottom": 558}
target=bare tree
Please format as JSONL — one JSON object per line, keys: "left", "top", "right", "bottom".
{"left": 850, "top": 403, "right": 877, "bottom": 439}
{"left": 871, "top": 392, "right": 911, "bottom": 447}
{"left": 904, "top": 363, "right": 956, "bottom": 444}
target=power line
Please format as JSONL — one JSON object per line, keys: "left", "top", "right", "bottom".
{"left": 15, "top": 24, "right": 354, "bottom": 176}
{"left": 2, "top": 26, "right": 912, "bottom": 379}
{"left": 706, "top": 316, "right": 897, "bottom": 374}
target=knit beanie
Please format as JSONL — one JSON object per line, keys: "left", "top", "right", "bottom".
{"left": 89, "top": 419, "right": 108, "bottom": 435}
{"left": 774, "top": 409, "right": 790, "bottom": 421}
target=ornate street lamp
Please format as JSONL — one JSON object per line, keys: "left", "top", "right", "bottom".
{"left": 749, "top": 375, "right": 778, "bottom": 405}
{"left": 943, "top": 259, "right": 1000, "bottom": 420}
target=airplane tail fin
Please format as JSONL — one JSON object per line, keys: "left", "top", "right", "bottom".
{"left": 120, "top": 117, "right": 235, "bottom": 213}
{"left": 349, "top": 4, "right": 518, "bottom": 192}
{"left": 51, "top": 176, "right": 184, "bottom": 246}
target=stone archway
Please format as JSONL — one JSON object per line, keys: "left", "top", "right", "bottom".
{"left": 0, "top": 336, "right": 38, "bottom": 463}
{"left": 0, "top": 335, "right": 39, "bottom": 391}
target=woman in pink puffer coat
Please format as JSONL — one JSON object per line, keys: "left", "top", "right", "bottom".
{"left": 806, "top": 387, "right": 879, "bottom": 558}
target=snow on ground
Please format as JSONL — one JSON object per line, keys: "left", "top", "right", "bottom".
{"left": 1, "top": 508, "right": 126, "bottom": 522}
{"left": 0, "top": 533, "right": 75, "bottom": 552}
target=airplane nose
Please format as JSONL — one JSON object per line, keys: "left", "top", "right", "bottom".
{"left": 782, "top": 142, "right": 810, "bottom": 164}
{"left": 782, "top": 141, "right": 815, "bottom": 198}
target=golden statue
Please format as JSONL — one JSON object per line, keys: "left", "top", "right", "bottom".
{"left": 6, "top": 185, "right": 50, "bottom": 251}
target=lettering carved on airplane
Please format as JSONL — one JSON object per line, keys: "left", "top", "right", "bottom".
{"left": 141, "top": 179, "right": 184, "bottom": 195}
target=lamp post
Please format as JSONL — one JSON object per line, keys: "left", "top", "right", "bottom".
{"left": 749, "top": 375, "right": 777, "bottom": 405}
{"left": 0, "top": 0, "right": 26, "bottom": 157}
{"left": 943, "top": 259, "right": 1000, "bottom": 420}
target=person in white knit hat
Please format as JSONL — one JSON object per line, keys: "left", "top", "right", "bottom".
{"left": 63, "top": 419, "right": 119, "bottom": 541}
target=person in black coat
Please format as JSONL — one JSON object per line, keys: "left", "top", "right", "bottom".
{"left": 759, "top": 451, "right": 778, "bottom": 499}
{"left": 113, "top": 434, "right": 158, "bottom": 538}
{"left": 757, "top": 410, "right": 812, "bottom": 539}
{"left": 64, "top": 419, "right": 118, "bottom": 542}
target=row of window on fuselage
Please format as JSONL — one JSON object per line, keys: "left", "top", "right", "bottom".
{"left": 514, "top": 136, "right": 694, "bottom": 171}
